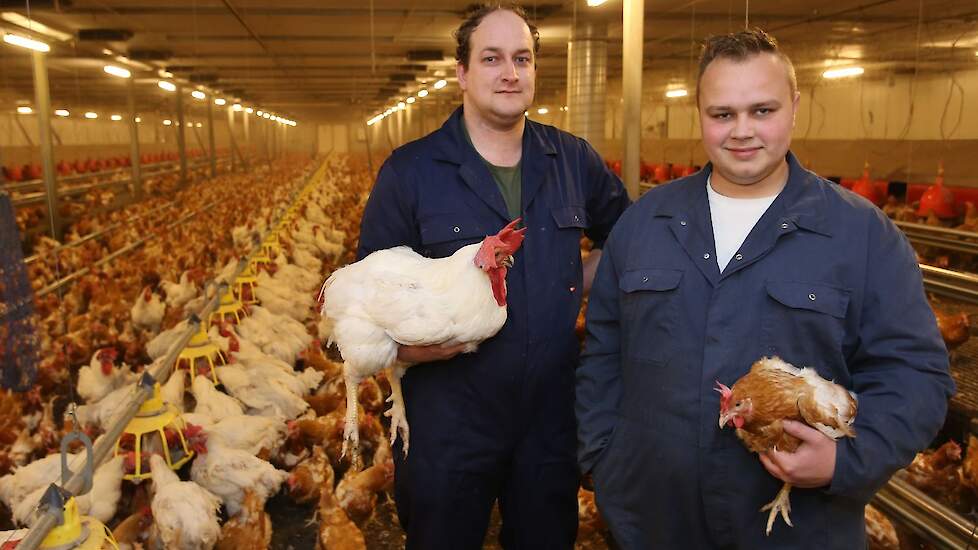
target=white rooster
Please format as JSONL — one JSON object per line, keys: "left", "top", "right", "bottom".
{"left": 319, "top": 219, "right": 526, "bottom": 464}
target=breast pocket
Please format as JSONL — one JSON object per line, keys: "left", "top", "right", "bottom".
{"left": 762, "top": 280, "right": 850, "bottom": 363}
{"left": 419, "top": 214, "right": 485, "bottom": 258}
{"left": 619, "top": 268, "right": 683, "bottom": 364}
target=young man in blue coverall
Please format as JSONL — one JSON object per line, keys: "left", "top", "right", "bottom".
{"left": 356, "top": 4, "right": 630, "bottom": 548}
{"left": 577, "top": 28, "right": 955, "bottom": 549}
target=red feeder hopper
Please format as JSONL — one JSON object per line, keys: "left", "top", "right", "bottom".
{"left": 916, "top": 162, "right": 956, "bottom": 219}
{"left": 851, "top": 161, "right": 883, "bottom": 207}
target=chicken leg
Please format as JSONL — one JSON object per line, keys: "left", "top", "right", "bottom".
{"left": 342, "top": 371, "right": 363, "bottom": 470}
{"left": 384, "top": 364, "right": 409, "bottom": 456}
{"left": 761, "top": 482, "right": 793, "bottom": 535}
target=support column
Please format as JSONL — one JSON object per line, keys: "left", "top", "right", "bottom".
{"left": 622, "top": 0, "right": 644, "bottom": 199}
{"left": 127, "top": 78, "right": 142, "bottom": 200}
{"left": 566, "top": 20, "right": 608, "bottom": 155}
{"left": 175, "top": 85, "right": 188, "bottom": 186}
{"left": 227, "top": 106, "right": 238, "bottom": 172}
{"left": 32, "top": 51, "right": 60, "bottom": 240}
{"left": 207, "top": 99, "right": 216, "bottom": 177}
{"left": 243, "top": 110, "right": 250, "bottom": 155}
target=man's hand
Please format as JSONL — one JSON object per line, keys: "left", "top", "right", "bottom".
{"left": 397, "top": 342, "right": 468, "bottom": 364}
{"left": 582, "top": 249, "right": 603, "bottom": 295}
{"left": 758, "top": 420, "right": 836, "bottom": 489}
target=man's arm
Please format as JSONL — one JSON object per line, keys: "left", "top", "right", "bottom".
{"left": 826, "top": 215, "right": 955, "bottom": 502}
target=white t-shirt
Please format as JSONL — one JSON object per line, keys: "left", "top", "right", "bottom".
{"left": 706, "top": 176, "right": 779, "bottom": 272}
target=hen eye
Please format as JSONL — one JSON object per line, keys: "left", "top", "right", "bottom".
{"left": 735, "top": 401, "right": 742, "bottom": 408}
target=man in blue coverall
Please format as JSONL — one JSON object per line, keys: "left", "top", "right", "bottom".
{"left": 356, "top": 4, "right": 629, "bottom": 548}
{"left": 577, "top": 28, "right": 955, "bottom": 548}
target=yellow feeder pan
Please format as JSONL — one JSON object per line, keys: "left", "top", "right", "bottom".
{"left": 176, "top": 323, "right": 227, "bottom": 385}
{"left": 209, "top": 290, "right": 249, "bottom": 327}
{"left": 250, "top": 252, "right": 273, "bottom": 272}
{"left": 261, "top": 238, "right": 281, "bottom": 258}
{"left": 234, "top": 265, "right": 260, "bottom": 305}
{"left": 41, "top": 497, "right": 119, "bottom": 550}
{"left": 115, "top": 383, "right": 195, "bottom": 482}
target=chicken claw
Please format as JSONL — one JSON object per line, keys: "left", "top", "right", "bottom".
{"left": 760, "top": 482, "right": 793, "bottom": 535}
{"left": 384, "top": 366, "right": 410, "bottom": 456}
{"left": 342, "top": 372, "right": 363, "bottom": 470}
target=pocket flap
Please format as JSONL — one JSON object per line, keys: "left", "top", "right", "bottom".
{"left": 420, "top": 215, "right": 485, "bottom": 245}
{"left": 620, "top": 268, "right": 684, "bottom": 293}
{"left": 765, "top": 281, "right": 850, "bottom": 319}
{"left": 551, "top": 206, "right": 588, "bottom": 229}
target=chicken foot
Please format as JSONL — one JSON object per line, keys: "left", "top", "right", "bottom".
{"left": 761, "top": 482, "right": 793, "bottom": 535}
{"left": 384, "top": 364, "right": 409, "bottom": 456}
{"left": 341, "top": 372, "right": 363, "bottom": 470}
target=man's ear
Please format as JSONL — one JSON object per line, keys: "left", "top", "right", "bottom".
{"left": 456, "top": 62, "right": 468, "bottom": 91}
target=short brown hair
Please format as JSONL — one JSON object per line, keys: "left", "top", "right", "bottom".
{"left": 454, "top": 3, "right": 540, "bottom": 69}
{"left": 696, "top": 28, "right": 797, "bottom": 102}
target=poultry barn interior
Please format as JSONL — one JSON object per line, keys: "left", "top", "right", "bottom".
{"left": 1, "top": 0, "right": 977, "bottom": 548}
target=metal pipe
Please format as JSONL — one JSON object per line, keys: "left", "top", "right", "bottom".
{"left": 32, "top": 50, "right": 61, "bottom": 241}
{"left": 227, "top": 106, "right": 238, "bottom": 172}
{"left": 176, "top": 85, "right": 188, "bottom": 186}
{"left": 127, "top": 78, "right": 143, "bottom": 201}
{"left": 566, "top": 20, "right": 608, "bottom": 155}
{"left": 243, "top": 108, "right": 250, "bottom": 151}
{"left": 207, "top": 99, "right": 217, "bottom": 177}
{"left": 622, "top": 0, "right": 644, "bottom": 200}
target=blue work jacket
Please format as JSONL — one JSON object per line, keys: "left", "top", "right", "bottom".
{"left": 358, "top": 107, "right": 629, "bottom": 471}
{"left": 577, "top": 152, "right": 954, "bottom": 549}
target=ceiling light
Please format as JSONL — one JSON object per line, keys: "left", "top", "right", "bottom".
{"left": 1, "top": 13, "right": 72, "bottom": 41}
{"left": 215, "top": 98, "right": 226, "bottom": 106}
{"left": 102, "top": 48, "right": 113, "bottom": 55}
{"left": 110, "top": 114, "right": 122, "bottom": 121}
{"left": 263, "top": 113, "right": 270, "bottom": 119}
{"left": 587, "top": 0, "right": 608, "bottom": 5}
{"left": 537, "top": 107, "right": 549, "bottom": 114}
{"left": 397, "top": 102, "right": 406, "bottom": 110}
{"left": 163, "top": 119, "right": 172, "bottom": 126}
{"left": 245, "top": 107, "right": 253, "bottom": 114}
{"left": 135, "top": 117, "right": 141, "bottom": 123}
{"left": 84, "top": 112, "right": 97, "bottom": 119}
{"left": 191, "top": 90, "right": 206, "bottom": 100}
{"left": 257, "top": 110, "right": 263, "bottom": 116}
{"left": 232, "top": 104, "right": 243, "bottom": 111}
{"left": 367, "top": 114, "right": 383, "bottom": 126}
{"left": 433, "top": 79, "right": 447, "bottom": 89}
{"left": 158, "top": 70, "right": 173, "bottom": 79}
{"left": 822, "top": 66, "right": 864, "bottom": 79}
{"left": 54, "top": 109, "right": 69, "bottom": 117}
{"left": 158, "top": 80, "right": 176, "bottom": 92}
{"left": 103, "top": 65, "right": 131, "bottom": 79}
{"left": 3, "top": 33, "right": 50, "bottom": 52}
{"left": 196, "top": 122, "right": 202, "bottom": 128}
{"left": 665, "top": 89, "right": 688, "bottom": 98}
{"left": 417, "top": 89, "right": 429, "bottom": 98}
{"left": 16, "top": 106, "right": 32, "bottom": 114}
{"left": 406, "top": 97, "right": 416, "bottom": 104}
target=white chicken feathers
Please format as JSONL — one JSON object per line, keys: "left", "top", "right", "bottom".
{"left": 214, "top": 365, "right": 309, "bottom": 419}
{"left": 150, "top": 454, "right": 221, "bottom": 550}
{"left": 189, "top": 440, "right": 288, "bottom": 517}
{"left": 191, "top": 375, "right": 245, "bottom": 421}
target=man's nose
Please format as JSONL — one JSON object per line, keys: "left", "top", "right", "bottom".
{"left": 731, "top": 113, "right": 754, "bottom": 139}
{"left": 501, "top": 60, "right": 519, "bottom": 81}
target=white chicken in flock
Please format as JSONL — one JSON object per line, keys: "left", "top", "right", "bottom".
{"left": 190, "top": 437, "right": 289, "bottom": 516}
{"left": 160, "top": 270, "right": 200, "bottom": 310}
{"left": 191, "top": 375, "right": 245, "bottom": 421}
{"left": 130, "top": 286, "right": 166, "bottom": 334}
{"left": 149, "top": 454, "right": 221, "bottom": 550}
{"left": 319, "top": 219, "right": 526, "bottom": 463}
{"left": 77, "top": 347, "right": 133, "bottom": 404}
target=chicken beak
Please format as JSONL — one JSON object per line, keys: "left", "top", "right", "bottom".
{"left": 501, "top": 255, "right": 514, "bottom": 268}
{"left": 719, "top": 413, "right": 731, "bottom": 429}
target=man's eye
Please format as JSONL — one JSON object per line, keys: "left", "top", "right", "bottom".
{"left": 484, "top": 56, "right": 496, "bottom": 63}
{"left": 756, "top": 108, "right": 772, "bottom": 116}
{"left": 713, "top": 113, "right": 731, "bottom": 120}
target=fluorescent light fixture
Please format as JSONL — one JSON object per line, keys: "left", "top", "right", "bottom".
{"left": 397, "top": 102, "right": 406, "bottom": 110}
{"left": 537, "top": 107, "right": 549, "bottom": 114}
{"left": 214, "top": 98, "right": 226, "bottom": 106}
{"left": 191, "top": 90, "right": 206, "bottom": 100}
{"left": 822, "top": 66, "right": 864, "bottom": 79}
{"left": 1, "top": 13, "right": 72, "bottom": 41}
{"left": 159, "top": 70, "right": 173, "bottom": 79}
{"left": 3, "top": 33, "right": 50, "bottom": 52}
{"left": 54, "top": 109, "right": 69, "bottom": 117}
{"left": 196, "top": 122, "right": 202, "bottom": 128}
{"left": 433, "top": 79, "right": 447, "bottom": 89}
{"left": 110, "top": 114, "right": 122, "bottom": 121}
{"left": 417, "top": 89, "right": 429, "bottom": 98}
{"left": 232, "top": 104, "right": 243, "bottom": 111}
{"left": 245, "top": 107, "right": 253, "bottom": 114}
{"left": 158, "top": 80, "right": 176, "bottom": 92}
{"left": 406, "top": 97, "right": 416, "bottom": 104}
{"left": 103, "top": 65, "right": 131, "bottom": 79}
{"left": 665, "top": 89, "right": 688, "bottom": 98}
{"left": 84, "top": 112, "right": 97, "bottom": 119}
{"left": 135, "top": 117, "right": 141, "bottom": 123}
{"left": 262, "top": 113, "right": 270, "bottom": 119}
{"left": 163, "top": 119, "right": 172, "bottom": 126}
{"left": 368, "top": 114, "right": 384, "bottom": 126}
{"left": 587, "top": 0, "right": 607, "bottom": 5}
{"left": 257, "top": 110, "right": 263, "bottom": 116}
{"left": 16, "top": 106, "right": 33, "bottom": 114}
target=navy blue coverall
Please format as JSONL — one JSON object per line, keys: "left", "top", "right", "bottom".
{"left": 577, "top": 152, "right": 955, "bottom": 549}
{"left": 357, "top": 107, "right": 630, "bottom": 549}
